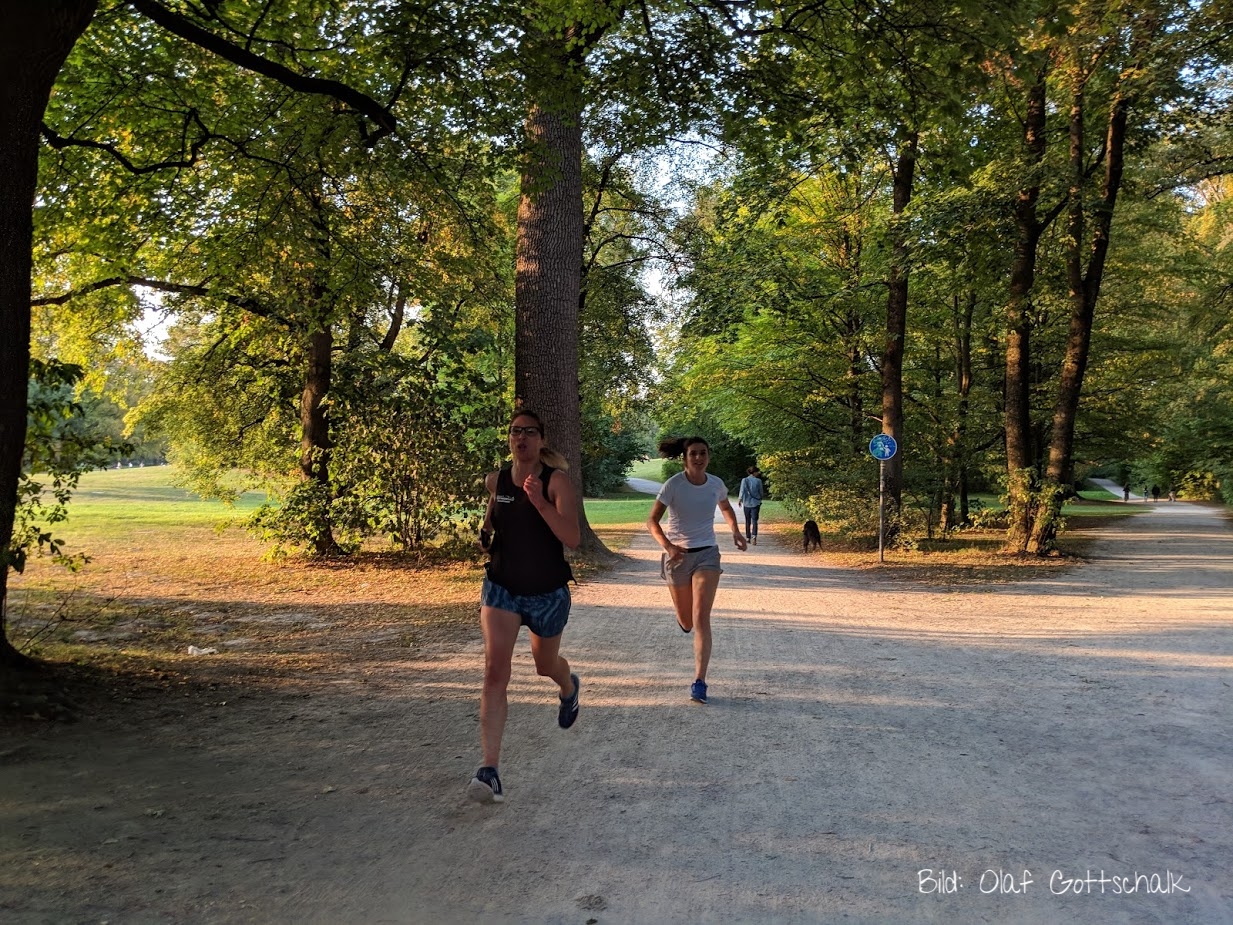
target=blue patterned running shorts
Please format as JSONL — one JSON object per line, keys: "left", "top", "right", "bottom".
{"left": 481, "top": 576, "right": 571, "bottom": 638}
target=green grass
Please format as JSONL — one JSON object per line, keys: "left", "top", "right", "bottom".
{"left": 51, "top": 466, "right": 266, "bottom": 544}
{"left": 625, "top": 457, "right": 667, "bottom": 481}
{"left": 42, "top": 466, "right": 1137, "bottom": 551}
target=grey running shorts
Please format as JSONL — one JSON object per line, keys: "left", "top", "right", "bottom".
{"left": 660, "top": 545, "right": 723, "bottom": 586}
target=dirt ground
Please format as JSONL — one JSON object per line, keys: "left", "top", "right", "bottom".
{"left": 2, "top": 502, "right": 1231, "bottom": 925}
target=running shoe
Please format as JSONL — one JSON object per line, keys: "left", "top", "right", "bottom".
{"left": 467, "top": 766, "right": 504, "bottom": 803}
{"left": 690, "top": 679, "right": 708, "bottom": 704}
{"left": 558, "top": 673, "right": 580, "bottom": 729}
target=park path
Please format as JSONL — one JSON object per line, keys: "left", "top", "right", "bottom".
{"left": 2, "top": 500, "right": 1231, "bottom": 924}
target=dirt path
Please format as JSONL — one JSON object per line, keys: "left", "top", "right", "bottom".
{"left": 3, "top": 504, "right": 1231, "bottom": 924}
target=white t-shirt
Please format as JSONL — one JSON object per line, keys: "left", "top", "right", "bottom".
{"left": 656, "top": 472, "right": 728, "bottom": 548}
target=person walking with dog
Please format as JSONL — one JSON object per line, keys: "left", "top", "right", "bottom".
{"left": 468, "top": 410, "right": 581, "bottom": 804}
{"left": 647, "top": 436, "right": 747, "bottom": 704}
{"left": 738, "top": 465, "right": 765, "bottom": 545}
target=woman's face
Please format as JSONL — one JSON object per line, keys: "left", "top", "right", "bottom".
{"left": 508, "top": 415, "right": 544, "bottom": 461}
{"left": 683, "top": 441, "right": 710, "bottom": 475}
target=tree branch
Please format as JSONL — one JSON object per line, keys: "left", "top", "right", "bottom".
{"left": 128, "top": 0, "right": 396, "bottom": 145}
{"left": 32, "top": 275, "right": 287, "bottom": 324}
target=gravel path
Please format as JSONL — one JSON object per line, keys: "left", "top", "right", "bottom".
{"left": 3, "top": 502, "right": 1231, "bottom": 924}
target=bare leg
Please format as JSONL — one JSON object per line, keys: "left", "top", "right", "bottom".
{"left": 668, "top": 581, "right": 695, "bottom": 632}
{"left": 529, "top": 631, "right": 573, "bottom": 696}
{"left": 691, "top": 570, "right": 722, "bottom": 681}
{"left": 479, "top": 606, "right": 521, "bottom": 768}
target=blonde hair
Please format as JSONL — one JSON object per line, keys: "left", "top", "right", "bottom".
{"left": 510, "top": 409, "right": 569, "bottom": 472}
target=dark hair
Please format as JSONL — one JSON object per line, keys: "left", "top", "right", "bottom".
{"left": 747, "top": 466, "right": 760, "bottom": 475}
{"left": 509, "top": 409, "right": 545, "bottom": 434}
{"left": 658, "top": 436, "right": 709, "bottom": 460}
{"left": 509, "top": 409, "right": 568, "bottom": 470}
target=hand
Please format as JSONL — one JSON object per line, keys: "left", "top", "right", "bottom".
{"left": 522, "top": 472, "right": 545, "bottom": 508}
{"left": 734, "top": 531, "right": 748, "bottom": 551}
{"left": 665, "top": 542, "right": 685, "bottom": 563}
{"left": 478, "top": 528, "right": 492, "bottom": 551}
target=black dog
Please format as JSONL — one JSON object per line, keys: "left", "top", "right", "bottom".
{"left": 802, "top": 520, "right": 822, "bottom": 552}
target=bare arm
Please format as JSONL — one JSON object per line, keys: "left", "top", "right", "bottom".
{"left": 479, "top": 471, "right": 497, "bottom": 549}
{"left": 718, "top": 497, "right": 748, "bottom": 550}
{"left": 647, "top": 499, "right": 684, "bottom": 562}
{"left": 525, "top": 469, "right": 581, "bottom": 550}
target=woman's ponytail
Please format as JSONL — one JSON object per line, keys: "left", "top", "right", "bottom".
{"left": 540, "top": 447, "right": 569, "bottom": 471}
{"left": 658, "top": 436, "right": 708, "bottom": 459}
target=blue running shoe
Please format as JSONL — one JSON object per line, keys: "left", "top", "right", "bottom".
{"left": 467, "top": 766, "right": 504, "bottom": 804}
{"left": 558, "top": 673, "right": 580, "bottom": 729}
{"left": 690, "top": 679, "right": 708, "bottom": 704}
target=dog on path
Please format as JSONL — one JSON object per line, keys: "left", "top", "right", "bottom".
{"left": 802, "top": 520, "right": 822, "bottom": 552}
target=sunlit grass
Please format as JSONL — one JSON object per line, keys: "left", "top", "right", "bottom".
{"left": 625, "top": 457, "right": 667, "bottom": 481}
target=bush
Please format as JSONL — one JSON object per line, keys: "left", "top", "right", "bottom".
{"left": 581, "top": 408, "right": 644, "bottom": 496}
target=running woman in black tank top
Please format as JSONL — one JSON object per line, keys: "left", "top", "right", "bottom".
{"left": 467, "top": 411, "right": 581, "bottom": 804}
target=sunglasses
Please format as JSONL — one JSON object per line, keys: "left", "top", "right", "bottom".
{"left": 509, "top": 426, "right": 542, "bottom": 437}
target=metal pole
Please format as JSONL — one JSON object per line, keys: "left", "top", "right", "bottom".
{"left": 878, "top": 459, "right": 886, "bottom": 563}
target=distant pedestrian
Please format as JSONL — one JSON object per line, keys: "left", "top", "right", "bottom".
{"left": 647, "top": 436, "right": 747, "bottom": 705}
{"left": 738, "top": 466, "right": 765, "bottom": 545}
{"left": 468, "top": 410, "right": 581, "bottom": 805}
{"left": 1169, "top": 487, "right": 1177, "bottom": 502}
{"left": 1123, "top": 484, "right": 1130, "bottom": 502}
{"left": 1152, "top": 485, "right": 1160, "bottom": 502}
{"left": 1142, "top": 484, "right": 1149, "bottom": 502}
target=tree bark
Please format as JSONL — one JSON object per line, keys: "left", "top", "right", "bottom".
{"left": 1028, "top": 69, "right": 1131, "bottom": 553}
{"left": 880, "top": 131, "right": 918, "bottom": 538}
{"left": 940, "top": 291, "right": 975, "bottom": 533}
{"left": 514, "top": 46, "right": 610, "bottom": 556}
{"left": 1004, "top": 66, "right": 1049, "bottom": 553}
{"left": 299, "top": 324, "right": 342, "bottom": 555}
{"left": 0, "top": 1, "right": 98, "bottom": 668}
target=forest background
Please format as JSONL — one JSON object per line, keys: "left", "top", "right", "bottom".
{"left": 2, "top": 0, "right": 1232, "bottom": 673}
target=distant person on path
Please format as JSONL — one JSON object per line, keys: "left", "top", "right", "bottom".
{"left": 1143, "top": 483, "right": 1149, "bottom": 502}
{"left": 1123, "top": 484, "right": 1131, "bottom": 502}
{"left": 1169, "top": 487, "right": 1177, "bottom": 502}
{"left": 738, "top": 465, "right": 765, "bottom": 545}
{"left": 468, "top": 410, "right": 581, "bottom": 804}
{"left": 647, "top": 436, "right": 747, "bottom": 704}
{"left": 1152, "top": 485, "right": 1160, "bottom": 502}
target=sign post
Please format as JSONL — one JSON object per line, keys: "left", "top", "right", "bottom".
{"left": 868, "top": 434, "right": 898, "bottom": 563}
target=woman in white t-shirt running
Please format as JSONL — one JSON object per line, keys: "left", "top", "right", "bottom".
{"left": 646, "top": 436, "right": 747, "bottom": 703}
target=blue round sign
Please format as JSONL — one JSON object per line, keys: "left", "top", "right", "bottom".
{"left": 869, "top": 434, "right": 898, "bottom": 460}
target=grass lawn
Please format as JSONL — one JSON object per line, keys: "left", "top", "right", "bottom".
{"left": 53, "top": 466, "right": 268, "bottom": 545}
{"left": 624, "top": 457, "right": 667, "bottom": 482}
{"left": 7, "top": 465, "right": 1146, "bottom": 663}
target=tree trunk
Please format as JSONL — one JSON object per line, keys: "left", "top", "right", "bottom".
{"left": 299, "top": 324, "right": 340, "bottom": 555}
{"left": 1028, "top": 72, "right": 1131, "bottom": 553}
{"left": 880, "top": 132, "right": 918, "bottom": 537}
{"left": 1004, "top": 67, "right": 1049, "bottom": 553}
{"left": 514, "top": 52, "right": 609, "bottom": 557}
{"left": 0, "top": 1, "right": 98, "bottom": 668}
{"left": 940, "top": 291, "right": 975, "bottom": 533}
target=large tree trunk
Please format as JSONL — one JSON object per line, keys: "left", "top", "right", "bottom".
{"left": 514, "top": 49, "right": 609, "bottom": 556}
{"left": 880, "top": 132, "right": 918, "bottom": 537}
{"left": 1004, "top": 68, "right": 1049, "bottom": 553}
{"left": 1028, "top": 71, "right": 1131, "bottom": 553}
{"left": 0, "top": 1, "right": 98, "bottom": 669}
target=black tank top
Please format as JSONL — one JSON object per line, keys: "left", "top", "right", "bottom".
{"left": 487, "top": 464, "right": 574, "bottom": 595}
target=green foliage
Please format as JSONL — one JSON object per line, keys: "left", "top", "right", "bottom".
{"left": 9, "top": 359, "right": 129, "bottom": 575}
{"left": 326, "top": 354, "right": 499, "bottom": 552}
{"left": 581, "top": 406, "right": 644, "bottom": 496}
{"left": 246, "top": 477, "right": 357, "bottom": 560}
